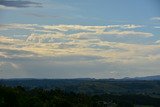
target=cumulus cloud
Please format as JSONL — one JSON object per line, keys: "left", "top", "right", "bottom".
{"left": 26, "top": 33, "right": 66, "bottom": 43}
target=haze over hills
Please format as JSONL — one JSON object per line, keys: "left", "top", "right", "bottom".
{"left": 1, "top": 75, "right": 160, "bottom": 80}
{"left": 0, "top": 75, "right": 160, "bottom": 95}
{"left": 122, "top": 75, "right": 160, "bottom": 80}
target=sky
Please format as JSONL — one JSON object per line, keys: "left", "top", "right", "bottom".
{"left": 0, "top": 0, "right": 160, "bottom": 79}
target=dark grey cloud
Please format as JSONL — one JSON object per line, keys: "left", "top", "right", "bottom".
{"left": 0, "top": 0, "right": 42, "bottom": 8}
{"left": 0, "top": 49, "right": 37, "bottom": 59}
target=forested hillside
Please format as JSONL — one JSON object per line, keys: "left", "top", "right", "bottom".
{"left": 0, "top": 79, "right": 160, "bottom": 95}
{"left": 0, "top": 85, "right": 160, "bottom": 107}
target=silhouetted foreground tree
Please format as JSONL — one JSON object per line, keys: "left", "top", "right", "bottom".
{"left": 0, "top": 85, "right": 159, "bottom": 107}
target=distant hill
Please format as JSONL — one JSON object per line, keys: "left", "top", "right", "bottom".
{"left": 123, "top": 75, "right": 160, "bottom": 80}
{"left": 0, "top": 78, "right": 160, "bottom": 95}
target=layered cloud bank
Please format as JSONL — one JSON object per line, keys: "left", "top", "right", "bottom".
{"left": 0, "top": 24, "right": 160, "bottom": 78}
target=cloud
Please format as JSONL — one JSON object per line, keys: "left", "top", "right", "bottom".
{"left": 68, "top": 30, "right": 153, "bottom": 41}
{"left": 84, "top": 30, "right": 152, "bottom": 37}
{"left": 0, "top": 4, "right": 16, "bottom": 10}
{"left": 0, "top": 25, "right": 160, "bottom": 78}
{"left": 41, "top": 24, "right": 152, "bottom": 38}
{"left": 151, "top": 17, "right": 160, "bottom": 21}
{"left": 154, "top": 26, "right": 160, "bottom": 29}
{"left": 42, "top": 24, "right": 143, "bottom": 32}
{"left": 26, "top": 33, "right": 66, "bottom": 43}
{"left": 0, "top": 0, "right": 42, "bottom": 8}
{"left": 0, "top": 33, "right": 159, "bottom": 64}
{"left": 155, "top": 40, "right": 160, "bottom": 44}
{"left": 0, "top": 24, "right": 143, "bottom": 31}
{"left": 0, "top": 24, "right": 150, "bottom": 38}
{"left": 0, "top": 48, "right": 37, "bottom": 58}
{"left": 0, "top": 23, "right": 38, "bottom": 30}
{"left": 0, "top": 23, "right": 157, "bottom": 65}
